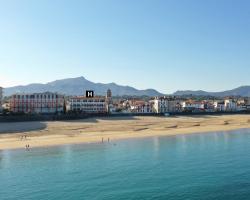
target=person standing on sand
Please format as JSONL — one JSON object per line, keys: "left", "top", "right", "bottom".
{"left": 25, "top": 144, "right": 30, "bottom": 150}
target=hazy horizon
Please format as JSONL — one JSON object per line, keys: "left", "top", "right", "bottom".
{"left": 1, "top": 0, "right": 250, "bottom": 93}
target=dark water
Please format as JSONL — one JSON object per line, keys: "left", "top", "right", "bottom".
{"left": 1, "top": 129, "right": 250, "bottom": 200}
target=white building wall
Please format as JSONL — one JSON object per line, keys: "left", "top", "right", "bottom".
{"left": 182, "top": 102, "right": 205, "bottom": 110}
{"left": 68, "top": 97, "right": 107, "bottom": 113}
{"left": 153, "top": 97, "right": 181, "bottom": 113}
{"left": 224, "top": 99, "right": 237, "bottom": 111}
{"left": 153, "top": 98, "right": 168, "bottom": 113}
{"left": 213, "top": 102, "right": 225, "bottom": 111}
{"left": 131, "top": 104, "right": 153, "bottom": 113}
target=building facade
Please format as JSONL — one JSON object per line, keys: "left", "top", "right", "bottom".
{"left": 224, "top": 99, "right": 237, "bottom": 111}
{"left": 130, "top": 101, "right": 153, "bottom": 113}
{"left": 182, "top": 101, "right": 205, "bottom": 111}
{"left": 213, "top": 101, "right": 225, "bottom": 112}
{"left": 68, "top": 90, "right": 113, "bottom": 114}
{"left": 153, "top": 97, "right": 182, "bottom": 113}
{"left": 68, "top": 96, "right": 107, "bottom": 113}
{"left": 9, "top": 92, "right": 64, "bottom": 114}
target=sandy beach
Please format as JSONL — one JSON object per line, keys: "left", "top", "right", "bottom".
{"left": 1, "top": 114, "right": 250, "bottom": 150}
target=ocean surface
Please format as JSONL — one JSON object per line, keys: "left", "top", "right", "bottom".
{"left": 1, "top": 129, "right": 250, "bottom": 200}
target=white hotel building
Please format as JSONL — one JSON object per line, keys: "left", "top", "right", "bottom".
{"left": 68, "top": 96, "right": 107, "bottom": 114}
{"left": 68, "top": 89, "right": 112, "bottom": 114}
{"left": 10, "top": 92, "right": 64, "bottom": 114}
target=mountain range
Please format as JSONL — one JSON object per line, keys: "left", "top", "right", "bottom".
{"left": 3, "top": 77, "right": 250, "bottom": 97}
{"left": 3, "top": 76, "right": 163, "bottom": 97}
{"left": 173, "top": 86, "right": 250, "bottom": 97}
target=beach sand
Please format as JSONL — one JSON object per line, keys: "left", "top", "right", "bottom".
{"left": 1, "top": 114, "right": 250, "bottom": 150}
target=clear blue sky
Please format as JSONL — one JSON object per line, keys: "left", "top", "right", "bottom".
{"left": 0, "top": 0, "right": 250, "bottom": 93}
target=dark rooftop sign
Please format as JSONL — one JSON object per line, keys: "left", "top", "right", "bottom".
{"left": 86, "top": 90, "right": 94, "bottom": 98}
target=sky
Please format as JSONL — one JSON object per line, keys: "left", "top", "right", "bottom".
{"left": 0, "top": 0, "right": 250, "bottom": 94}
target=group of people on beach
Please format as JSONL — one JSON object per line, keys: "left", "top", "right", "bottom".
{"left": 20, "top": 135, "right": 27, "bottom": 140}
{"left": 20, "top": 135, "right": 31, "bottom": 150}
{"left": 25, "top": 144, "right": 30, "bottom": 150}
{"left": 102, "top": 137, "right": 110, "bottom": 143}
{"left": 101, "top": 137, "right": 117, "bottom": 146}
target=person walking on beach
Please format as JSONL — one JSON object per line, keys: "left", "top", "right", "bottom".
{"left": 102, "top": 137, "right": 104, "bottom": 143}
{"left": 108, "top": 138, "right": 110, "bottom": 143}
{"left": 25, "top": 144, "right": 30, "bottom": 150}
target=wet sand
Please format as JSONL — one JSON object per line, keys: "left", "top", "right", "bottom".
{"left": 1, "top": 114, "right": 250, "bottom": 150}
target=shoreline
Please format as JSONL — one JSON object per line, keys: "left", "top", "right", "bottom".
{"left": 1, "top": 114, "right": 250, "bottom": 150}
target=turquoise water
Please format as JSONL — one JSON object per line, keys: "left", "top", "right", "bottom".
{"left": 1, "top": 129, "right": 250, "bottom": 200}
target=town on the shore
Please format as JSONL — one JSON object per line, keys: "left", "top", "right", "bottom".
{"left": 0, "top": 86, "right": 250, "bottom": 117}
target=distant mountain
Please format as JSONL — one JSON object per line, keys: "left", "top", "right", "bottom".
{"left": 3, "top": 76, "right": 164, "bottom": 97}
{"left": 4, "top": 77, "right": 250, "bottom": 97}
{"left": 173, "top": 86, "right": 250, "bottom": 97}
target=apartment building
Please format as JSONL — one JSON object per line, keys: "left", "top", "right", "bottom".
{"left": 182, "top": 101, "right": 205, "bottom": 111}
{"left": 130, "top": 101, "right": 153, "bottom": 113}
{"left": 213, "top": 101, "right": 225, "bottom": 112}
{"left": 9, "top": 92, "right": 64, "bottom": 114}
{"left": 153, "top": 97, "right": 182, "bottom": 113}
{"left": 224, "top": 99, "right": 237, "bottom": 111}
